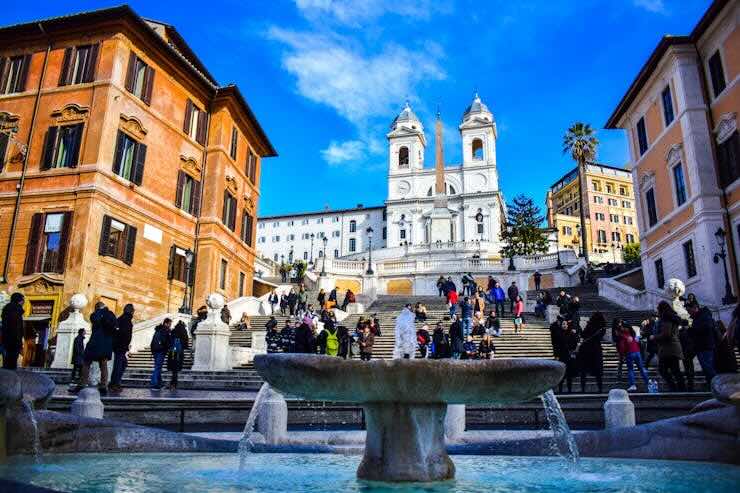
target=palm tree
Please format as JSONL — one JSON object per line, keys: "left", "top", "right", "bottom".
{"left": 562, "top": 122, "right": 599, "bottom": 264}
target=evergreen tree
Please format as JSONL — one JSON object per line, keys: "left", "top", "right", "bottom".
{"left": 500, "top": 195, "right": 549, "bottom": 257}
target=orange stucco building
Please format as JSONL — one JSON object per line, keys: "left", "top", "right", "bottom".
{"left": 0, "top": 5, "right": 277, "bottom": 334}
{"left": 606, "top": 0, "right": 738, "bottom": 313}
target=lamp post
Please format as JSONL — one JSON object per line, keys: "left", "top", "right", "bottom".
{"left": 366, "top": 226, "right": 374, "bottom": 275}
{"left": 309, "top": 233, "right": 315, "bottom": 269}
{"left": 320, "top": 236, "right": 328, "bottom": 276}
{"left": 713, "top": 227, "right": 737, "bottom": 305}
{"left": 475, "top": 210, "right": 484, "bottom": 257}
{"left": 506, "top": 225, "right": 516, "bottom": 271}
{"left": 551, "top": 228, "right": 563, "bottom": 269}
{"left": 179, "top": 248, "right": 194, "bottom": 314}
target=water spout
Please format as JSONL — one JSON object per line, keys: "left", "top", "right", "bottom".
{"left": 19, "top": 400, "right": 42, "bottom": 462}
{"left": 540, "top": 390, "right": 579, "bottom": 466}
{"left": 238, "top": 382, "right": 272, "bottom": 467}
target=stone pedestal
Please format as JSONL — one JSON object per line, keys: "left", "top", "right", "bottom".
{"left": 359, "top": 402, "right": 454, "bottom": 482}
{"left": 256, "top": 386, "right": 288, "bottom": 445}
{"left": 345, "top": 303, "right": 365, "bottom": 315}
{"left": 604, "top": 388, "right": 635, "bottom": 429}
{"left": 71, "top": 387, "right": 104, "bottom": 419}
{"left": 429, "top": 207, "right": 453, "bottom": 244}
{"left": 192, "top": 293, "right": 232, "bottom": 371}
{"left": 51, "top": 294, "right": 89, "bottom": 369}
{"left": 445, "top": 404, "right": 465, "bottom": 440}
{"left": 251, "top": 330, "right": 267, "bottom": 354}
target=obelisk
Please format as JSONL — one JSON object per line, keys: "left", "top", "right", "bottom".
{"left": 429, "top": 110, "right": 453, "bottom": 243}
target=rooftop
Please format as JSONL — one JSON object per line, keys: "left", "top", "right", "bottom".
{"left": 259, "top": 204, "right": 385, "bottom": 221}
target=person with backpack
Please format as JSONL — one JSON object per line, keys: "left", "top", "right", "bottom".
{"left": 70, "top": 328, "right": 86, "bottom": 384}
{"left": 167, "top": 320, "right": 189, "bottom": 390}
{"left": 149, "top": 318, "right": 172, "bottom": 390}
{"left": 417, "top": 324, "right": 431, "bottom": 358}
{"left": 318, "top": 320, "right": 340, "bottom": 356}
{"left": 109, "top": 304, "right": 134, "bottom": 394}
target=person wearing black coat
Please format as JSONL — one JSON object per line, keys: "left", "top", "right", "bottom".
{"left": 1, "top": 292, "right": 25, "bottom": 369}
{"left": 71, "top": 328, "right": 86, "bottom": 382}
{"left": 149, "top": 319, "right": 172, "bottom": 390}
{"left": 432, "top": 322, "right": 450, "bottom": 359}
{"left": 577, "top": 312, "right": 606, "bottom": 394}
{"left": 687, "top": 303, "right": 717, "bottom": 388}
{"left": 293, "top": 321, "right": 315, "bottom": 353}
{"left": 109, "top": 304, "right": 135, "bottom": 393}
{"left": 71, "top": 302, "right": 117, "bottom": 394}
{"left": 449, "top": 316, "right": 465, "bottom": 359}
{"left": 287, "top": 290, "right": 298, "bottom": 316}
{"left": 281, "top": 321, "right": 296, "bottom": 353}
{"left": 167, "top": 321, "right": 189, "bottom": 389}
{"left": 507, "top": 282, "right": 519, "bottom": 314}
{"left": 553, "top": 320, "right": 578, "bottom": 393}
{"left": 337, "top": 325, "right": 351, "bottom": 359}
{"left": 266, "top": 323, "right": 283, "bottom": 353}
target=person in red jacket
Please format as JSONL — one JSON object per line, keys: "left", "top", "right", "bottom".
{"left": 447, "top": 290, "right": 459, "bottom": 318}
{"left": 620, "top": 325, "right": 649, "bottom": 391}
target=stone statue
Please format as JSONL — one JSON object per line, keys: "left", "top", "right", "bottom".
{"left": 393, "top": 307, "right": 417, "bottom": 359}
{"left": 666, "top": 278, "right": 690, "bottom": 321}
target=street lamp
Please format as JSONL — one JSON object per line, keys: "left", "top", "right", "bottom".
{"left": 713, "top": 227, "right": 737, "bottom": 305}
{"left": 366, "top": 226, "right": 374, "bottom": 275}
{"left": 551, "top": 228, "right": 563, "bottom": 269}
{"left": 320, "top": 236, "right": 328, "bottom": 276}
{"left": 475, "top": 210, "right": 484, "bottom": 256}
{"left": 309, "top": 233, "right": 315, "bottom": 269}
{"left": 506, "top": 225, "right": 516, "bottom": 271}
{"left": 179, "top": 248, "right": 194, "bottom": 314}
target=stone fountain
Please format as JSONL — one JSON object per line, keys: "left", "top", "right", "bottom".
{"left": 253, "top": 354, "right": 564, "bottom": 482}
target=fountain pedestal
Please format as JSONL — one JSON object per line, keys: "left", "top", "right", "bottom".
{"left": 254, "top": 354, "right": 564, "bottom": 482}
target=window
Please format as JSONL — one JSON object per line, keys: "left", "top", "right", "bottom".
{"left": 287, "top": 234, "right": 295, "bottom": 241}
{"left": 258, "top": 223, "right": 265, "bottom": 229}
{"left": 303, "top": 251, "right": 308, "bottom": 260}
{"left": 246, "top": 150, "right": 257, "bottom": 183}
{"left": 58, "top": 44, "right": 99, "bottom": 86}
{"left": 332, "top": 230, "right": 340, "bottom": 238}
{"left": 626, "top": 233, "right": 635, "bottom": 243}
{"left": 175, "top": 171, "right": 201, "bottom": 216}
{"left": 316, "top": 218, "right": 323, "bottom": 224}
{"left": 611, "top": 231, "right": 621, "bottom": 242}
{"left": 661, "top": 86, "right": 674, "bottom": 126}
{"left": 230, "top": 127, "right": 238, "bottom": 160}
{"left": 594, "top": 196, "right": 603, "bottom": 204}
{"left": 112, "top": 130, "right": 147, "bottom": 185}
{"left": 683, "top": 240, "right": 697, "bottom": 278}
{"left": 672, "top": 163, "right": 687, "bottom": 206}
{"left": 398, "top": 146, "right": 409, "bottom": 167}
{"left": 645, "top": 188, "right": 658, "bottom": 227}
{"left": 272, "top": 235, "right": 280, "bottom": 242}
{"left": 624, "top": 216, "right": 633, "bottom": 225}
{"left": 349, "top": 220, "right": 356, "bottom": 233}
{"left": 318, "top": 250, "right": 323, "bottom": 258}
{"left": 334, "top": 249, "right": 339, "bottom": 257}
{"left": 655, "top": 259, "right": 665, "bottom": 289}
{"left": 636, "top": 117, "right": 648, "bottom": 156}
{"left": 708, "top": 50, "right": 726, "bottom": 98}
{"left": 0, "top": 131, "right": 9, "bottom": 172}
{"left": 563, "top": 226, "right": 572, "bottom": 235}
{"left": 318, "top": 232, "right": 325, "bottom": 238}
{"left": 332, "top": 216, "right": 340, "bottom": 223}
{"left": 0, "top": 55, "right": 31, "bottom": 94}
{"left": 622, "top": 200, "right": 631, "bottom": 208}
{"left": 23, "top": 212, "right": 72, "bottom": 275}
{"left": 597, "top": 230, "right": 607, "bottom": 243}
{"left": 610, "top": 214, "right": 619, "bottom": 223}
{"left": 606, "top": 183, "right": 614, "bottom": 194}
{"left": 222, "top": 191, "right": 237, "bottom": 231}
{"left": 619, "top": 186, "right": 627, "bottom": 196}
{"left": 400, "top": 229, "right": 406, "bottom": 240}
{"left": 41, "top": 124, "right": 83, "bottom": 169}
{"left": 301, "top": 219, "right": 309, "bottom": 225}
{"left": 592, "top": 180, "right": 602, "bottom": 192}
{"left": 382, "top": 227, "right": 387, "bottom": 239}
{"left": 183, "top": 99, "right": 207, "bottom": 145}
{"left": 302, "top": 233, "right": 310, "bottom": 240}
{"left": 717, "top": 131, "right": 739, "bottom": 187}
{"left": 273, "top": 254, "right": 278, "bottom": 261}
{"left": 98, "top": 215, "right": 136, "bottom": 265}
{"left": 259, "top": 236, "right": 266, "bottom": 243}
{"left": 273, "top": 222, "right": 280, "bottom": 227}
{"left": 241, "top": 211, "right": 253, "bottom": 246}
{"left": 239, "top": 272, "right": 245, "bottom": 297}
{"left": 608, "top": 198, "right": 618, "bottom": 206}
{"left": 472, "top": 138, "right": 483, "bottom": 160}
{"left": 168, "top": 246, "right": 192, "bottom": 284}
{"left": 349, "top": 238, "right": 356, "bottom": 252}
{"left": 220, "top": 259, "right": 228, "bottom": 290}
{"left": 124, "top": 52, "right": 154, "bottom": 104}
{"left": 595, "top": 213, "right": 605, "bottom": 221}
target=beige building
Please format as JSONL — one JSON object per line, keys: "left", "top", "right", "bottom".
{"left": 605, "top": 0, "right": 739, "bottom": 312}
{"left": 546, "top": 163, "right": 639, "bottom": 263}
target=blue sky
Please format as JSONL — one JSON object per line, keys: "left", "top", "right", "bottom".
{"left": 5, "top": 0, "right": 712, "bottom": 216}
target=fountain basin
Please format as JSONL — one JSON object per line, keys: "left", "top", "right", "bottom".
{"left": 253, "top": 355, "right": 564, "bottom": 481}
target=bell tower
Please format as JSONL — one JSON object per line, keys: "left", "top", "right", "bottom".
{"left": 387, "top": 101, "right": 426, "bottom": 176}
{"left": 459, "top": 93, "right": 497, "bottom": 168}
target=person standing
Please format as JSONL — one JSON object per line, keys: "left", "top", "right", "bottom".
{"left": 297, "top": 286, "right": 308, "bottom": 314}
{"left": 287, "top": 289, "right": 298, "bottom": 316}
{"left": 533, "top": 271, "right": 542, "bottom": 291}
{"left": 70, "top": 302, "right": 117, "bottom": 394}
{"left": 447, "top": 289, "right": 459, "bottom": 318}
{"left": 268, "top": 290, "right": 279, "bottom": 315}
{"left": 266, "top": 320, "right": 283, "bottom": 353}
{"left": 318, "top": 320, "right": 340, "bottom": 356}
{"left": 568, "top": 296, "right": 582, "bottom": 336}
{"left": 449, "top": 315, "right": 464, "bottom": 360}
{"left": 337, "top": 325, "right": 351, "bottom": 359}
{"left": 577, "top": 313, "right": 606, "bottom": 394}
{"left": 459, "top": 297, "right": 474, "bottom": 337}
{"left": 70, "top": 329, "right": 86, "bottom": 383}
{"left": 492, "top": 282, "right": 506, "bottom": 317}
{"left": 294, "top": 320, "right": 315, "bottom": 353}
{"left": 513, "top": 295, "right": 525, "bottom": 335}
{"left": 341, "top": 289, "right": 355, "bottom": 311}
{"left": 431, "top": 322, "right": 450, "bottom": 359}
{"left": 279, "top": 293, "right": 288, "bottom": 316}
{"left": 328, "top": 288, "right": 338, "bottom": 309}
{"left": 281, "top": 321, "right": 296, "bottom": 353}
{"left": 317, "top": 289, "right": 326, "bottom": 310}
{"left": 436, "top": 276, "right": 446, "bottom": 297}
{"left": 556, "top": 290, "right": 571, "bottom": 317}
{"left": 1, "top": 292, "right": 24, "bottom": 370}
{"left": 652, "top": 302, "right": 686, "bottom": 392}
{"left": 359, "top": 326, "right": 374, "bottom": 361}
{"left": 149, "top": 318, "right": 172, "bottom": 390}
{"left": 167, "top": 320, "right": 189, "bottom": 390}
{"left": 557, "top": 320, "right": 579, "bottom": 393}
{"left": 686, "top": 303, "right": 717, "bottom": 388}
{"left": 619, "top": 325, "right": 650, "bottom": 392}
{"left": 109, "top": 304, "right": 134, "bottom": 394}
{"left": 507, "top": 282, "right": 519, "bottom": 315}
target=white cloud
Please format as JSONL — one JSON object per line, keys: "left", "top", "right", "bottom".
{"left": 321, "top": 140, "right": 365, "bottom": 165}
{"left": 294, "top": 0, "right": 450, "bottom": 26}
{"left": 633, "top": 0, "right": 666, "bottom": 13}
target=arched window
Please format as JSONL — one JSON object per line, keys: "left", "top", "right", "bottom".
{"left": 349, "top": 220, "right": 356, "bottom": 232}
{"left": 398, "top": 146, "right": 409, "bottom": 167}
{"left": 427, "top": 184, "right": 457, "bottom": 196}
{"left": 472, "top": 138, "right": 483, "bottom": 160}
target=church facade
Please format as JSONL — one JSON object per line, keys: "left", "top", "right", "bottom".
{"left": 257, "top": 94, "right": 506, "bottom": 262}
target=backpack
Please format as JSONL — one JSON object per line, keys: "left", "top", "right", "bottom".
{"left": 325, "top": 330, "right": 339, "bottom": 356}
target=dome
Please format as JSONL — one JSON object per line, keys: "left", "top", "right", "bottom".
{"left": 462, "top": 92, "right": 493, "bottom": 121}
{"left": 390, "top": 101, "right": 423, "bottom": 131}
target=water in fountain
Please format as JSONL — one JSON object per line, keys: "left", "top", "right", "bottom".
{"left": 238, "top": 382, "right": 272, "bottom": 468}
{"left": 19, "top": 400, "right": 42, "bottom": 462}
{"left": 540, "top": 390, "right": 579, "bottom": 466}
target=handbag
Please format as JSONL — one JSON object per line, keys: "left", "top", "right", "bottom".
{"left": 514, "top": 317, "right": 522, "bottom": 325}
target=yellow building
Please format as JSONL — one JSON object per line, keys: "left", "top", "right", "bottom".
{"left": 547, "top": 163, "right": 639, "bottom": 263}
